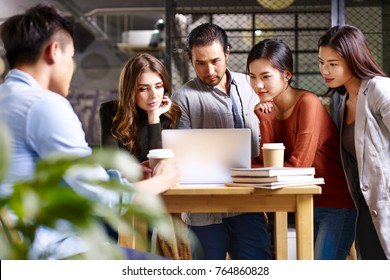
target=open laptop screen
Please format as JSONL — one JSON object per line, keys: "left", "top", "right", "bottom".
{"left": 162, "top": 128, "right": 251, "bottom": 185}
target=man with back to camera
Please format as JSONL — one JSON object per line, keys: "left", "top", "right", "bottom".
{"left": 172, "top": 23, "right": 271, "bottom": 260}
{"left": 0, "top": 3, "right": 180, "bottom": 259}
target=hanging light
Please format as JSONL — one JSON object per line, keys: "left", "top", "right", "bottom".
{"left": 243, "top": 17, "right": 275, "bottom": 47}
{"left": 257, "top": 0, "right": 294, "bottom": 10}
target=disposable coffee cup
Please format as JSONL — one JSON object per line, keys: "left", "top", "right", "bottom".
{"left": 147, "top": 149, "right": 175, "bottom": 169}
{"left": 262, "top": 143, "right": 285, "bottom": 167}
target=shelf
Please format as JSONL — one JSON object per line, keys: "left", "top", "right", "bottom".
{"left": 117, "top": 43, "right": 165, "bottom": 53}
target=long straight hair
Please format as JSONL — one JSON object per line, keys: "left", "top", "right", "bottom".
{"left": 111, "top": 53, "right": 181, "bottom": 154}
{"left": 318, "top": 24, "right": 386, "bottom": 95}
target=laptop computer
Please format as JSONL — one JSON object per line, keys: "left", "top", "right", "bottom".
{"left": 162, "top": 128, "right": 251, "bottom": 185}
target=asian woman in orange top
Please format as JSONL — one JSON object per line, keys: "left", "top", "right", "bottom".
{"left": 247, "top": 39, "right": 356, "bottom": 259}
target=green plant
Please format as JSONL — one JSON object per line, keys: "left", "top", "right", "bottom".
{"left": 0, "top": 122, "right": 173, "bottom": 259}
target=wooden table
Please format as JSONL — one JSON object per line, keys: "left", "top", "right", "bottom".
{"left": 119, "top": 184, "right": 321, "bottom": 260}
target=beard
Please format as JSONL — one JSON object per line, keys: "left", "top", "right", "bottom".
{"left": 203, "top": 74, "right": 224, "bottom": 87}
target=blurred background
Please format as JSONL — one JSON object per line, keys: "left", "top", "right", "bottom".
{"left": 1, "top": 0, "right": 389, "bottom": 146}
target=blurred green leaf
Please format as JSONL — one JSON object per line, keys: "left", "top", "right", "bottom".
{"left": 0, "top": 122, "right": 12, "bottom": 182}
{"left": 0, "top": 126, "right": 171, "bottom": 259}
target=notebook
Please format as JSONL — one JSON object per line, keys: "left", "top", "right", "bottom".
{"left": 162, "top": 128, "right": 252, "bottom": 185}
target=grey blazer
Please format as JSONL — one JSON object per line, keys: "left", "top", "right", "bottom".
{"left": 172, "top": 70, "right": 260, "bottom": 226}
{"left": 173, "top": 70, "right": 260, "bottom": 157}
{"left": 338, "top": 77, "right": 390, "bottom": 259}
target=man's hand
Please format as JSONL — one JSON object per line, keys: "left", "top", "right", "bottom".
{"left": 152, "top": 159, "right": 181, "bottom": 187}
{"left": 134, "top": 159, "right": 181, "bottom": 195}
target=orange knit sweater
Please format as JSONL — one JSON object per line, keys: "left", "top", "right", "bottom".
{"left": 252, "top": 92, "right": 354, "bottom": 208}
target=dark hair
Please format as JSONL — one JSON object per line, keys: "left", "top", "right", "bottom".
{"left": 111, "top": 53, "right": 181, "bottom": 154}
{"left": 318, "top": 24, "right": 386, "bottom": 95}
{"left": 246, "top": 39, "right": 293, "bottom": 86}
{"left": 185, "top": 23, "right": 230, "bottom": 60}
{"left": 0, "top": 3, "right": 73, "bottom": 68}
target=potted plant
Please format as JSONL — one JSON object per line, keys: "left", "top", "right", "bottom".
{"left": 0, "top": 122, "right": 174, "bottom": 259}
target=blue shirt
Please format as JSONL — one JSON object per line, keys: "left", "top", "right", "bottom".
{"left": 0, "top": 70, "right": 130, "bottom": 259}
{"left": 0, "top": 70, "right": 91, "bottom": 186}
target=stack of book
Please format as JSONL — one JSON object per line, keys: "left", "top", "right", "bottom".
{"left": 229, "top": 167, "right": 325, "bottom": 189}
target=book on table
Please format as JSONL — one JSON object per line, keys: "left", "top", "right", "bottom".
{"left": 232, "top": 174, "right": 315, "bottom": 183}
{"left": 230, "top": 166, "right": 315, "bottom": 177}
{"left": 226, "top": 177, "right": 325, "bottom": 190}
{"left": 228, "top": 166, "right": 323, "bottom": 189}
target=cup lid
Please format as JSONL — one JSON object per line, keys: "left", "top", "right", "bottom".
{"left": 262, "top": 143, "right": 285, "bottom": 149}
{"left": 147, "top": 149, "right": 175, "bottom": 159}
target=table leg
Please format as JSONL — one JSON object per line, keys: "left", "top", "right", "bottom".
{"left": 295, "top": 194, "right": 314, "bottom": 260}
{"left": 274, "top": 212, "right": 288, "bottom": 260}
{"left": 118, "top": 215, "right": 148, "bottom": 251}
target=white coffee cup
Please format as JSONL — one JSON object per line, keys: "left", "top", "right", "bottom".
{"left": 147, "top": 149, "right": 175, "bottom": 169}
{"left": 262, "top": 143, "right": 285, "bottom": 167}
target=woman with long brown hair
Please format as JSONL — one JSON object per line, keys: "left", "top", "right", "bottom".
{"left": 318, "top": 24, "right": 390, "bottom": 259}
{"left": 100, "top": 53, "right": 188, "bottom": 259}
{"left": 100, "top": 53, "right": 181, "bottom": 193}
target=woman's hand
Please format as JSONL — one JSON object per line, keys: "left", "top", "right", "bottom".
{"left": 148, "top": 95, "right": 172, "bottom": 124}
{"left": 255, "top": 100, "right": 274, "bottom": 113}
{"left": 140, "top": 160, "right": 152, "bottom": 179}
